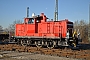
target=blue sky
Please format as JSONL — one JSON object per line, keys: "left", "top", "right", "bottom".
{"left": 0, "top": 0, "right": 90, "bottom": 28}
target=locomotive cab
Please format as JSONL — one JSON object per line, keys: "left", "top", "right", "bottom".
{"left": 24, "top": 13, "right": 48, "bottom": 24}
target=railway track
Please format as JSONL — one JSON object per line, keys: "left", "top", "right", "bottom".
{"left": 0, "top": 44, "right": 90, "bottom": 60}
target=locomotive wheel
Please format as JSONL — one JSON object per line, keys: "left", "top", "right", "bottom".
{"left": 41, "top": 40, "right": 44, "bottom": 47}
{"left": 47, "top": 41, "right": 54, "bottom": 49}
{"left": 21, "top": 39, "right": 28, "bottom": 46}
{"left": 27, "top": 40, "right": 31, "bottom": 46}
{"left": 53, "top": 41, "right": 57, "bottom": 47}
{"left": 35, "top": 41, "right": 42, "bottom": 48}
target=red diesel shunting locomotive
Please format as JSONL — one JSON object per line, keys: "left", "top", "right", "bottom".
{"left": 11, "top": 13, "right": 81, "bottom": 48}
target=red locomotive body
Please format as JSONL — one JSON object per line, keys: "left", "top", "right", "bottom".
{"left": 15, "top": 13, "right": 73, "bottom": 38}
{"left": 11, "top": 13, "right": 80, "bottom": 48}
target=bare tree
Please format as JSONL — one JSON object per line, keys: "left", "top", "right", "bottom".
{"left": 0, "top": 25, "right": 3, "bottom": 34}
{"left": 8, "top": 20, "right": 22, "bottom": 36}
{"left": 74, "top": 20, "right": 88, "bottom": 43}
{"left": 3, "top": 28, "right": 9, "bottom": 34}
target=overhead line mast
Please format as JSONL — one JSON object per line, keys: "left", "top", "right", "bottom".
{"left": 27, "top": 7, "right": 29, "bottom": 17}
{"left": 54, "top": 0, "right": 58, "bottom": 21}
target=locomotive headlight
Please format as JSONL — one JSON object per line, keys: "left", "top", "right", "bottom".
{"left": 12, "top": 36, "right": 13, "bottom": 37}
{"left": 36, "top": 20, "right": 39, "bottom": 22}
{"left": 66, "top": 30, "right": 69, "bottom": 39}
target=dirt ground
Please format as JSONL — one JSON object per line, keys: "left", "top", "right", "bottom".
{"left": 0, "top": 51, "right": 80, "bottom": 60}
